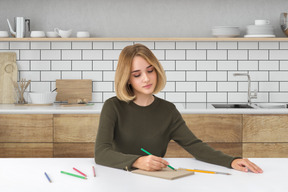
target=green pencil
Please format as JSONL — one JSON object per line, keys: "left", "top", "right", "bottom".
{"left": 140, "top": 148, "right": 177, "bottom": 171}
{"left": 61, "top": 171, "right": 87, "bottom": 179}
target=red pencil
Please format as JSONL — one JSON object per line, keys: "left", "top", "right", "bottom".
{"left": 73, "top": 167, "right": 87, "bottom": 177}
{"left": 92, "top": 166, "right": 96, "bottom": 177}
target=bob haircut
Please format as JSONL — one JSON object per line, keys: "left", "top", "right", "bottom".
{"left": 115, "top": 44, "right": 166, "bottom": 102}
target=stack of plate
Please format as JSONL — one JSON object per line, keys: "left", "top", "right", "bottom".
{"left": 212, "top": 26, "right": 240, "bottom": 38}
{"left": 245, "top": 25, "right": 275, "bottom": 37}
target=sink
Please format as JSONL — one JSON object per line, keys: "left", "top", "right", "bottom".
{"left": 254, "top": 103, "right": 287, "bottom": 109}
{"left": 212, "top": 104, "right": 254, "bottom": 109}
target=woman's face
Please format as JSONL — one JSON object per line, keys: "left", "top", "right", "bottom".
{"left": 129, "top": 56, "right": 157, "bottom": 97}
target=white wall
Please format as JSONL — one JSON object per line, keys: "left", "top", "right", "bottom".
{"left": 1, "top": 0, "right": 288, "bottom": 37}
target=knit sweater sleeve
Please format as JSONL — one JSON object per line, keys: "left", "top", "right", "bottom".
{"left": 94, "top": 99, "right": 141, "bottom": 170}
{"left": 169, "top": 106, "right": 239, "bottom": 168}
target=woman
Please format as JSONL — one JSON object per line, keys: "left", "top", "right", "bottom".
{"left": 95, "top": 44, "right": 263, "bottom": 173}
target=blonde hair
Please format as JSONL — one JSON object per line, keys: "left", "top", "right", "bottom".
{"left": 115, "top": 44, "right": 166, "bottom": 102}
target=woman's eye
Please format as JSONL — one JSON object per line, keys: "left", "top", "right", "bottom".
{"left": 133, "top": 74, "right": 140, "bottom": 77}
{"left": 148, "top": 69, "right": 154, "bottom": 73}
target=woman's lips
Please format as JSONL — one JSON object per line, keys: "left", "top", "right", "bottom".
{"left": 143, "top": 84, "right": 152, "bottom": 89}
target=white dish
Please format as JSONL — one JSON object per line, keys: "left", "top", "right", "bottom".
{"left": 212, "top": 26, "right": 240, "bottom": 38}
{"left": 244, "top": 34, "right": 276, "bottom": 38}
{"left": 46, "top": 31, "right": 59, "bottom": 38}
{"left": 30, "top": 31, "right": 45, "bottom": 38}
{"left": 29, "top": 92, "right": 57, "bottom": 104}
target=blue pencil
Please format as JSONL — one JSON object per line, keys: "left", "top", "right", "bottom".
{"left": 44, "top": 172, "right": 52, "bottom": 183}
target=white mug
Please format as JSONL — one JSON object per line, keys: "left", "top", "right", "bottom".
{"left": 0, "top": 31, "right": 9, "bottom": 38}
{"left": 54, "top": 28, "right": 72, "bottom": 38}
{"left": 76, "top": 31, "right": 90, "bottom": 38}
{"left": 255, "top": 20, "right": 270, "bottom": 25}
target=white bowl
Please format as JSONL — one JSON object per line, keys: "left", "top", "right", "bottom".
{"left": 30, "top": 31, "right": 46, "bottom": 38}
{"left": 212, "top": 26, "right": 240, "bottom": 37}
{"left": 29, "top": 92, "right": 57, "bottom": 104}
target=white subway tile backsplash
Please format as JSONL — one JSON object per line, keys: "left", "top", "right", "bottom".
{"left": 197, "top": 42, "right": 216, "bottom": 49}
{"left": 166, "top": 92, "right": 185, "bottom": 102}
{"left": 166, "top": 71, "right": 185, "bottom": 81}
{"left": 207, "top": 93, "right": 227, "bottom": 102}
{"left": 41, "top": 71, "right": 61, "bottom": 81}
{"left": 176, "top": 42, "right": 195, "bottom": 49}
{"left": 72, "top": 61, "right": 92, "bottom": 70}
{"left": 0, "top": 39, "right": 286, "bottom": 104}
{"left": 155, "top": 42, "right": 175, "bottom": 49}
{"left": 259, "top": 42, "right": 279, "bottom": 49}
{"left": 83, "top": 71, "right": 102, "bottom": 81}
{"left": 93, "top": 42, "right": 113, "bottom": 49}
{"left": 10, "top": 42, "right": 29, "bottom": 49}
{"left": 93, "top": 61, "right": 113, "bottom": 70}
{"left": 187, "top": 50, "right": 206, "bottom": 60}
{"left": 217, "top": 61, "right": 237, "bottom": 71}
{"left": 259, "top": 61, "right": 279, "bottom": 71}
{"left": 72, "top": 42, "right": 92, "bottom": 49}
{"left": 187, "top": 71, "right": 206, "bottom": 81}
{"left": 259, "top": 82, "right": 279, "bottom": 91}
{"left": 0, "top": 42, "right": 9, "bottom": 49}
{"left": 61, "top": 71, "right": 82, "bottom": 79}
{"left": 249, "top": 50, "right": 269, "bottom": 60}
{"left": 166, "top": 50, "right": 185, "bottom": 60}
{"left": 51, "top": 61, "right": 71, "bottom": 70}
{"left": 187, "top": 92, "right": 206, "bottom": 102}
{"left": 217, "top": 42, "right": 237, "bottom": 49}
{"left": 52, "top": 42, "right": 71, "bottom": 49}
{"left": 31, "top": 42, "right": 50, "bottom": 49}
{"left": 83, "top": 50, "right": 102, "bottom": 60}
{"left": 103, "top": 50, "right": 121, "bottom": 60}
{"left": 207, "top": 71, "right": 227, "bottom": 81}
{"left": 207, "top": 50, "right": 227, "bottom": 60}
{"left": 176, "top": 61, "right": 195, "bottom": 70}
{"left": 176, "top": 82, "right": 195, "bottom": 92}
{"left": 41, "top": 50, "right": 61, "bottom": 60}
{"left": 31, "top": 61, "right": 50, "bottom": 70}
{"left": 197, "top": 82, "right": 216, "bottom": 92}
{"left": 238, "top": 42, "right": 258, "bottom": 49}
{"left": 113, "top": 42, "right": 133, "bottom": 49}
{"left": 238, "top": 61, "right": 258, "bottom": 71}
{"left": 228, "top": 50, "right": 247, "bottom": 60}
{"left": 270, "top": 50, "right": 288, "bottom": 60}
{"left": 62, "top": 50, "right": 81, "bottom": 60}
{"left": 20, "top": 50, "right": 40, "bottom": 60}
{"left": 197, "top": 61, "right": 216, "bottom": 70}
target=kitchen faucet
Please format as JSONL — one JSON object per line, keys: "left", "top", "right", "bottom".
{"left": 233, "top": 73, "right": 257, "bottom": 105}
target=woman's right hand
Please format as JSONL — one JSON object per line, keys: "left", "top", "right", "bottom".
{"left": 132, "top": 155, "right": 169, "bottom": 171}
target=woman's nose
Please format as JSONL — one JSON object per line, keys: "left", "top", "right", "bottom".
{"left": 142, "top": 72, "right": 149, "bottom": 82}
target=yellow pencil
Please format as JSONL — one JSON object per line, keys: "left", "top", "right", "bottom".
{"left": 178, "top": 168, "right": 231, "bottom": 175}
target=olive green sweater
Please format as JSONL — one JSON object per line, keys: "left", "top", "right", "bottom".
{"left": 95, "top": 96, "right": 238, "bottom": 170}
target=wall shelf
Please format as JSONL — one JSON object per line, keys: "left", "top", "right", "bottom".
{"left": 1, "top": 37, "right": 288, "bottom": 41}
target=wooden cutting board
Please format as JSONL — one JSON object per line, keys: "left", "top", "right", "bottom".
{"left": 0, "top": 52, "right": 17, "bottom": 104}
{"left": 56, "top": 79, "right": 92, "bottom": 102}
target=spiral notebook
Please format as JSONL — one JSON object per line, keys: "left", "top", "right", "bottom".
{"left": 131, "top": 168, "right": 194, "bottom": 180}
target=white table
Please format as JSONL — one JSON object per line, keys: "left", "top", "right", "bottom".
{"left": 0, "top": 158, "right": 286, "bottom": 192}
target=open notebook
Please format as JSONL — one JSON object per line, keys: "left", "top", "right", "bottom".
{"left": 131, "top": 168, "right": 194, "bottom": 180}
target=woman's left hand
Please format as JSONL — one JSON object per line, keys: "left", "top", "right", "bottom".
{"left": 231, "top": 158, "right": 263, "bottom": 173}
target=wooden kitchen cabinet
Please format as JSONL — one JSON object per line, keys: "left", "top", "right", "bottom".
{"left": 0, "top": 114, "right": 53, "bottom": 157}
{"left": 243, "top": 115, "right": 288, "bottom": 157}
{"left": 165, "top": 114, "right": 243, "bottom": 158}
{"left": 53, "top": 114, "right": 99, "bottom": 157}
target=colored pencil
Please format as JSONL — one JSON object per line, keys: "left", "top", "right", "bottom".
{"left": 92, "top": 166, "right": 96, "bottom": 177}
{"left": 61, "top": 171, "right": 87, "bottom": 179}
{"left": 178, "top": 168, "right": 231, "bottom": 175}
{"left": 140, "top": 148, "right": 177, "bottom": 171}
{"left": 44, "top": 172, "right": 52, "bottom": 183}
{"left": 73, "top": 167, "right": 87, "bottom": 177}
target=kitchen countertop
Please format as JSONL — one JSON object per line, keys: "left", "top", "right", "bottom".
{"left": 0, "top": 103, "right": 288, "bottom": 114}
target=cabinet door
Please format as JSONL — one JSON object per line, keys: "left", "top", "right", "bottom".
{"left": 0, "top": 114, "right": 53, "bottom": 157}
{"left": 243, "top": 115, "right": 288, "bottom": 142}
{"left": 182, "top": 114, "right": 242, "bottom": 142}
{"left": 54, "top": 114, "right": 99, "bottom": 142}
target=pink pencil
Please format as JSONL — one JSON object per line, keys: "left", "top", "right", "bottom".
{"left": 73, "top": 167, "right": 87, "bottom": 177}
{"left": 92, "top": 166, "right": 96, "bottom": 177}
